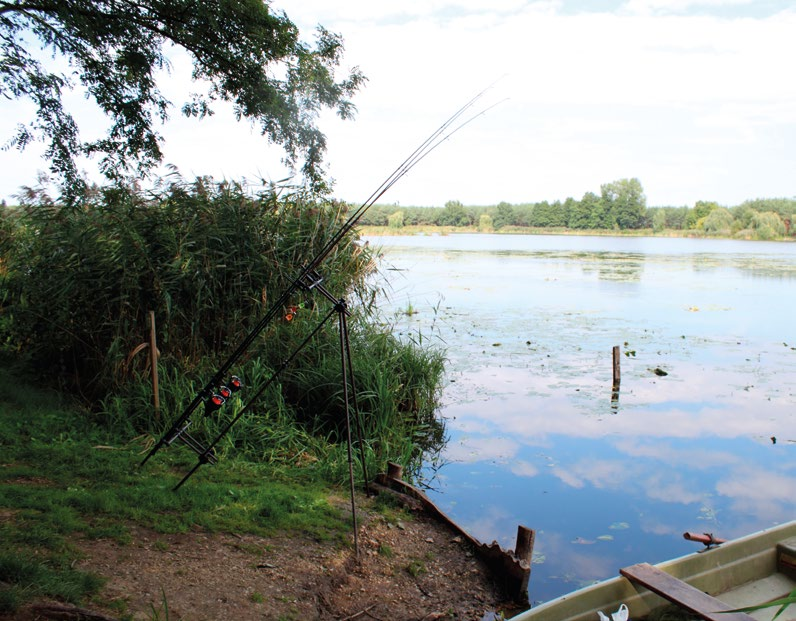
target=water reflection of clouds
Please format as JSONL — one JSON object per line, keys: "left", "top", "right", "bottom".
{"left": 461, "top": 505, "right": 520, "bottom": 548}
{"left": 446, "top": 399, "right": 786, "bottom": 444}
{"left": 535, "top": 530, "right": 619, "bottom": 588}
{"left": 551, "top": 460, "right": 631, "bottom": 491}
{"left": 441, "top": 356, "right": 795, "bottom": 444}
{"left": 716, "top": 467, "right": 796, "bottom": 521}
{"left": 614, "top": 439, "right": 741, "bottom": 470}
{"left": 443, "top": 436, "right": 520, "bottom": 463}
{"left": 510, "top": 460, "right": 540, "bottom": 478}
{"left": 378, "top": 235, "right": 796, "bottom": 602}
{"left": 546, "top": 454, "right": 715, "bottom": 506}
{"left": 638, "top": 516, "right": 681, "bottom": 538}
{"left": 642, "top": 472, "right": 706, "bottom": 505}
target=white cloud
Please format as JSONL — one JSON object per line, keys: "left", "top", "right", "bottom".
{"left": 2, "top": 1, "right": 795, "bottom": 206}
{"left": 622, "top": 0, "right": 758, "bottom": 17}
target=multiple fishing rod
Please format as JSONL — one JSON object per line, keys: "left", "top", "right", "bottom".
{"left": 139, "top": 84, "right": 501, "bottom": 491}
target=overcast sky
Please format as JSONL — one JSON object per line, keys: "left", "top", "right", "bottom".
{"left": 2, "top": 0, "right": 795, "bottom": 207}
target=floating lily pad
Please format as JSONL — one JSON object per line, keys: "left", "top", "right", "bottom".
{"left": 609, "top": 522, "right": 630, "bottom": 530}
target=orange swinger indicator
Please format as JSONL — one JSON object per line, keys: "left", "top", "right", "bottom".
{"left": 285, "top": 303, "right": 304, "bottom": 321}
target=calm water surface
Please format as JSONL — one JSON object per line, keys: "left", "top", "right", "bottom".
{"left": 365, "top": 233, "right": 796, "bottom": 604}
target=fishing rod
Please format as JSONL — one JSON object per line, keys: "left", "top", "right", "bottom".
{"left": 307, "top": 86, "right": 502, "bottom": 272}
{"left": 140, "top": 84, "right": 502, "bottom": 483}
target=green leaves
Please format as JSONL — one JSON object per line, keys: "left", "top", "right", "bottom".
{"left": 1, "top": 0, "right": 365, "bottom": 199}
{"left": 722, "top": 586, "right": 796, "bottom": 620}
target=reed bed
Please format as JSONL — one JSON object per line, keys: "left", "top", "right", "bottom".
{"left": 0, "top": 176, "right": 446, "bottom": 485}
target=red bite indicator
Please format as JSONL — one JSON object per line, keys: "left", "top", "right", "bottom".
{"left": 205, "top": 393, "right": 226, "bottom": 413}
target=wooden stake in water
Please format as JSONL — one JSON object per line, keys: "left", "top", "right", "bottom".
{"left": 612, "top": 345, "right": 621, "bottom": 393}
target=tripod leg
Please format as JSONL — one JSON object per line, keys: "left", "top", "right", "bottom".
{"left": 338, "top": 304, "right": 359, "bottom": 558}
{"left": 340, "top": 309, "right": 371, "bottom": 495}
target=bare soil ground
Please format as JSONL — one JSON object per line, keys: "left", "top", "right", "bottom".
{"left": 3, "top": 496, "right": 523, "bottom": 621}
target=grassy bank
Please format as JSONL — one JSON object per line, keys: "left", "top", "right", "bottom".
{"left": 0, "top": 361, "right": 362, "bottom": 616}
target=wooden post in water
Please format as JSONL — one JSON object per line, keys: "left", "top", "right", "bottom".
{"left": 148, "top": 311, "right": 160, "bottom": 420}
{"left": 387, "top": 461, "right": 404, "bottom": 481}
{"left": 612, "top": 345, "right": 621, "bottom": 393}
{"left": 514, "top": 525, "right": 535, "bottom": 602}
{"left": 515, "top": 525, "right": 534, "bottom": 562}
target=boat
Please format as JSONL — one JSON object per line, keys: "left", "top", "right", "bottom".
{"left": 509, "top": 520, "right": 796, "bottom": 621}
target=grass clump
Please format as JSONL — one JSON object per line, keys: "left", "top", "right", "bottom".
{"left": 377, "top": 543, "right": 394, "bottom": 558}
{"left": 0, "top": 554, "right": 105, "bottom": 613}
{"left": 406, "top": 559, "right": 427, "bottom": 577}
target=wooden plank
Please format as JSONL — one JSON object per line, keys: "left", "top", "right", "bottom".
{"left": 620, "top": 563, "right": 756, "bottom": 621}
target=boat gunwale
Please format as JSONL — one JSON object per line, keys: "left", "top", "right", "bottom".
{"left": 510, "top": 521, "right": 796, "bottom": 621}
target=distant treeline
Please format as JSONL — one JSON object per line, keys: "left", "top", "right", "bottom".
{"left": 358, "top": 178, "right": 795, "bottom": 240}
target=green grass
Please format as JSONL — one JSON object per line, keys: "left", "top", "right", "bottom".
{"left": 250, "top": 591, "right": 264, "bottom": 603}
{"left": 405, "top": 559, "right": 427, "bottom": 577}
{"left": 0, "top": 363, "right": 353, "bottom": 613}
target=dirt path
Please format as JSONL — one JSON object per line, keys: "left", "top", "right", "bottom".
{"left": 5, "top": 501, "right": 523, "bottom": 621}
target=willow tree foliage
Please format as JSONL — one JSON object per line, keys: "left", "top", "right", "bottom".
{"left": 686, "top": 200, "right": 720, "bottom": 229}
{"left": 702, "top": 206, "right": 734, "bottom": 235}
{"left": 0, "top": 0, "right": 365, "bottom": 199}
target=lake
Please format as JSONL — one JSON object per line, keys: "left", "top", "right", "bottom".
{"left": 364, "top": 233, "right": 796, "bottom": 605}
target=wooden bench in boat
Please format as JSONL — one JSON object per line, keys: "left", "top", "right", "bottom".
{"left": 619, "top": 563, "right": 756, "bottom": 621}
{"left": 778, "top": 537, "right": 796, "bottom": 580}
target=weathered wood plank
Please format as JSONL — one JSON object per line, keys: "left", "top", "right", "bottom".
{"left": 619, "top": 563, "right": 755, "bottom": 621}
{"left": 374, "top": 469, "right": 533, "bottom": 604}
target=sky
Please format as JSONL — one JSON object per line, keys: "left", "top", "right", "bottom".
{"left": 1, "top": 0, "right": 795, "bottom": 208}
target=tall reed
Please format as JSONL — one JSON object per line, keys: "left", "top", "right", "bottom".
{"left": 0, "top": 176, "right": 446, "bottom": 481}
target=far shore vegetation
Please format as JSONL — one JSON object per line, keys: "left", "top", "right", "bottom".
{"left": 356, "top": 178, "right": 796, "bottom": 242}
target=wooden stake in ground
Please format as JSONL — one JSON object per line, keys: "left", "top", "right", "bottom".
{"left": 149, "top": 311, "right": 160, "bottom": 420}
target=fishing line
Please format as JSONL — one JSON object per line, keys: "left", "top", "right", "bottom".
{"left": 310, "top": 81, "right": 505, "bottom": 270}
